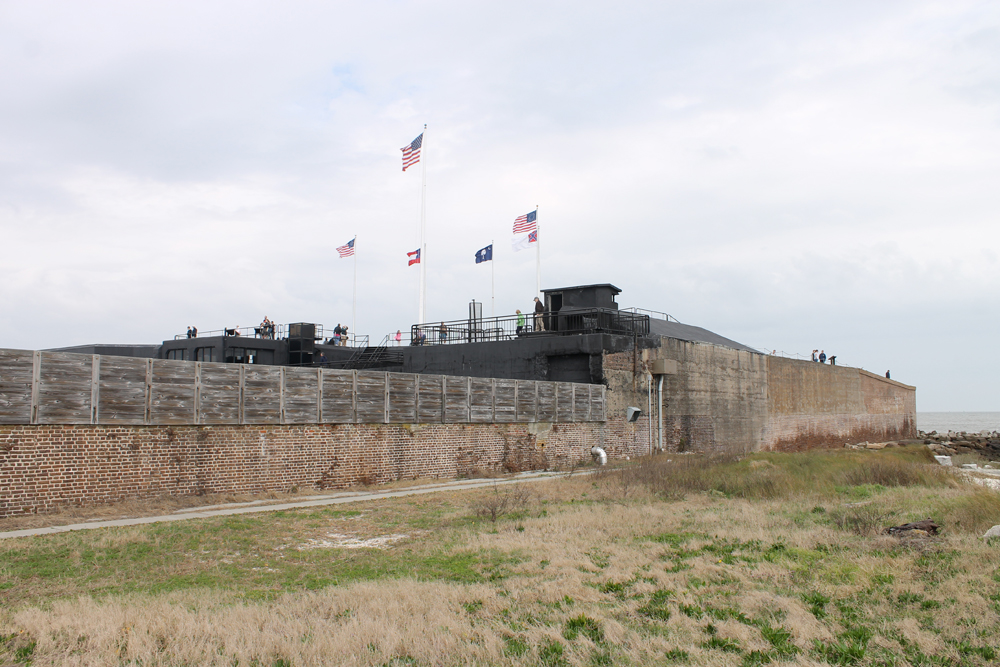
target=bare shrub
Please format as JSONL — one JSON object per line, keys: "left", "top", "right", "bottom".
{"left": 472, "top": 483, "right": 532, "bottom": 523}
{"left": 830, "top": 505, "right": 896, "bottom": 536}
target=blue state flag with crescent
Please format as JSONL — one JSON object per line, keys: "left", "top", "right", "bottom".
{"left": 475, "top": 244, "right": 493, "bottom": 264}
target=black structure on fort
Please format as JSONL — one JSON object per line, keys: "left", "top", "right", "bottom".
{"left": 47, "top": 284, "right": 756, "bottom": 385}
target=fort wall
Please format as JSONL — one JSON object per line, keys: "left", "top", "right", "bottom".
{"left": 604, "top": 340, "right": 915, "bottom": 455}
{"left": 761, "top": 358, "right": 916, "bottom": 450}
{"left": 0, "top": 421, "right": 616, "bottom": 518}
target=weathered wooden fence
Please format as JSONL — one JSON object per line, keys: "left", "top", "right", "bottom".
{"left": 0, "top": 349, "right": 605, "bottom": 426}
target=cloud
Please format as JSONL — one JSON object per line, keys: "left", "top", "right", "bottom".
{"left": 0, "top": 0, "right": 998, "bottom": 409}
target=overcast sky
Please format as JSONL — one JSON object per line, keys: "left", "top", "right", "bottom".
{"left": 1, "top": 1, "right": 998, "bottom": 411}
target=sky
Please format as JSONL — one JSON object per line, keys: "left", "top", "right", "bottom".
{"left": 1, "top": 1, "right": 998, "bottom": 411}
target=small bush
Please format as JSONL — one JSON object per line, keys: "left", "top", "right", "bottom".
{"left": 471, "top": 483, "right": 531, "bottom": 523}
{"left": 829, "top": 505, "right": 896, "bottom": 536}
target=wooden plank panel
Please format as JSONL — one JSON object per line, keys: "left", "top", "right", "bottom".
{"left": 417, "top": 374, "right": 444, "bottom": 423}
{"left": 355, "top": 371, "right": 386, "bottom": 423}
{"left": 469, "top": 377, "right": 493, "bottom": 423}
{"left": 537, "top": 381, "right": 556, "bottom": 422}
{"left": 149, "top": 359, "right": 195, "bottom": 424}
{"left": 244, "top": 366, "right": 282, "bottom": 424}
{"left": 98, "top": 356, "right": 147, "bottom": 424}
{"left": 444, "top": 376, "right": 469, "bottom": 423}
{"left": 321, "top": 369, "right": 355, "bottom": 423}
{"left": 494, "top": 379, "right": 516, "bottom": 423}
{"left": 283, "top": 366, "right": 318, "bottom": 424}
{"left": 37, "top": 352, "right": 93, "bottom": 424}
{"left": 516, "top": 380, "right": 537, "bottom": 422}
{"left": 573, "top": 383, "right": 590, "bottom": 422}
{"left": 198, "top": 363, "right": 241, "bottom": 424}
{"left": 556, "top": 383, "right": 574, "bottom": 422}
{"left": 0, "top": 349, "right": 34, "bottom": 424}
{"left": 388, "top": 373, "right": 417, "bottom": 423}
{"left": 589, "top": 385, "right": 604, "bottom": 422}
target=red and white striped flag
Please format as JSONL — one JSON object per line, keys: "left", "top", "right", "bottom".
{"left": 336, "top": 238, "right": 355, "bottom": 258}
{"left": 407, "top": 248, "right": 421, "bottom": 266}
{"left": 401, "top": 133, "right": 423, "bottom": 171}
{"left": 512, "top": 210, "right": 537, "bottom": 234}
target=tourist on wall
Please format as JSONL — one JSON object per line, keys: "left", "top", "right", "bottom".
{"left": 534, "top": 297, "right": 545, "bottom": 331}
{"left": 395, "top": 330, "right": 402, "bottom": 345}
{"left": 439, "top": 322, "right": 448, "bottom": 342}
{"left": 516, "top": 309, "right": 525, "bottom": 335}
{"left": 812, "top": 349, "right": 818, "bottom": 362}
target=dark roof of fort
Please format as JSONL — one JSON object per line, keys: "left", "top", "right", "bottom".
{"left": 649, "top": 318, "right": 758, "bottom": 353}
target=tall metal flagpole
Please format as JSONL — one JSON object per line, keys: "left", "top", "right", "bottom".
{"left": 352, "top": 236, "right": 357, "bottom": 346}
{"left": 534, "top": 205, "right": 540, "bottom": 296}
{"left": 418, "top": 123, "right": 428, "bottom": 325}
{"left": 491, "top": 239, "right": 495, "bottom": 319}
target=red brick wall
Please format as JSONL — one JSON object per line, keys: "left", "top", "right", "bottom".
{"left": 0, "top": 421, "right": 639, "bottom": 518}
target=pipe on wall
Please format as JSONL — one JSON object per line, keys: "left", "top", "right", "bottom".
{"left": 658, "top": 374, "right": 664, "bottom": 452}
{"left": 591, "top": 446, "right": 608, "bottom": 466}
{"left": 647, "top": 372, "right": 653, "bottom": 455}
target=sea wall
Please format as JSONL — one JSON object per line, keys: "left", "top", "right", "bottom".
{"left": 762, "top": 358, "right": 917, "bottom": 450}
{"left": 603, "top": 339, "right": 915, "bottom": 455}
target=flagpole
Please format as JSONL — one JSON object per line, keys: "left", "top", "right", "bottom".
{"left": 534, "top": 205, "right": 540, "bottom": 296}
{"left": 352, "top": 236, "right": 357, "bottom": 346}
{"left": 418, "top": 123, "right": 428, "bottom": 325}
{"left": 491, "top": 239, "right": 495, "bottom": 319}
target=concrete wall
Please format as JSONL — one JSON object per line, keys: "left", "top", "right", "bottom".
{"left": 603, "top": 338, "right": 915, "bottom": 455}
{"left": 762, "top": 357, "right": 916, "bottom": 450}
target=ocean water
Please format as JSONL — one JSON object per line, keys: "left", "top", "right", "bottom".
{"left": 917, "top": 412, "right": 1000, "bottom": 434}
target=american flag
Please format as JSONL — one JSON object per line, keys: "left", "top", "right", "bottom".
{"left": 401, "top": 133, "right": 423, "bottom": 171}
{"left": 512, "top": 210, "right": 537, "bottom": 234}
{"left": 407, "top": 248, "right": 421, "bottom": 266}
{"left": 336, "top": 238, "right": 355, "bottom": 258}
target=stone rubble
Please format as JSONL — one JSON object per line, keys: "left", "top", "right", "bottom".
{"left": 919, "top": 429, "right": 1000, "bottom": 458}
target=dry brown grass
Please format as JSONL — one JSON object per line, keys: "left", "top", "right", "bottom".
{"left": 2, "top": 448, "right": 999, "bottom": 666}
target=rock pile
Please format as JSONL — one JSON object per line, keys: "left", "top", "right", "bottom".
{"left": 920, "top": 430, "right": 1000, "bottom": 457}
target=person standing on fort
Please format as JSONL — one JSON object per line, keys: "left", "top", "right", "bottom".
{"left": 812, "top": 349, "right": 818, "bottom": 362}
{"left": 533, "top": 297, "right": 545, "bottom": 331}
{"left": 439, "top": 322, "right": 448, "bottom": 343}
{"left": 340, "top": 325, "right": 349, "bottom": 345}
{"left": 333, "top": 324, "right": 342, "bottom": 345}
{"left": 516, "top": 309, "right": 525, "bottom": 335}
{"left": 886, "top": 370, "right": 891, "bottom": 379}
{"left": 395, "top": 330, "right": 402, "bottom": 346}
{"left": 819, "top": 350, "right": 826, "bottom": 364}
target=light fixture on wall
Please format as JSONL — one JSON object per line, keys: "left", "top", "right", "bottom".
{"left": 626, "top": 407, "right": 642, "bottom": 422}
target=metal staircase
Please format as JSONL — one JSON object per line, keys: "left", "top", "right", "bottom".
{"left": 343, "top": 335, "right": 404, "bottom": 370}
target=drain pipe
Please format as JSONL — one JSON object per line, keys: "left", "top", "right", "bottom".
{"left": 591, "top": 446, "right": 607, "bottom": 466}
{"left": 657, "top": 374, "right": 664, "bottom": 453}
{"left": 647, "top": 371, "right": 653, "bottom": 455}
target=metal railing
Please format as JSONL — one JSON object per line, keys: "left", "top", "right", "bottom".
{"left": 175, "top": 324, "right": 376, "bottom": 345}
{"left": 621, "top": 307, "right": 680, "bottom": 322}
{"left": 410, "top": 308, "right": 650, "bottom": 346}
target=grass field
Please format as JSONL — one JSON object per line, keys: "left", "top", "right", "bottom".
{"left": 2, "top": 446, "right": 1000, "bottom": 666}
